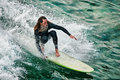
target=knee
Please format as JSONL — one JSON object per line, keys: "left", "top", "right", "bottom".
{"left": 50, "top": 30, "right": 57, "bottom": 36}
{"left": 41, "top": 36, "right": 48, "bottom": 43}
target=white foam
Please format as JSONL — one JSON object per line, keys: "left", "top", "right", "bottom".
{"left": 0, "top": 28, "right": 25, "bottom": 80}
{"left": 0, "top": 73, "right": 18, "bottom": 80}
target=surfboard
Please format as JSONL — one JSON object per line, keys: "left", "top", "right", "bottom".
{"left": 47, "top": 52, "right": 94, "bottom": 73}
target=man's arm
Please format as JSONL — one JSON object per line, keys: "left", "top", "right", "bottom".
{"left": 34, "top": 30, "right": 43, "bottom": 54}
{"left": 49, "top": 22, "right": 71, "bottom": 36}
{"left": 49, "top": 22, "right": 77, "bottom": 40}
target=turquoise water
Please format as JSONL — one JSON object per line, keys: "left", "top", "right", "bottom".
{"left": 0, "top": 0, "right": 120, "bottom": 80}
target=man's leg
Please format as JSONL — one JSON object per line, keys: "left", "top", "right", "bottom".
{"left": 49, "top": 30, "right": 60, "bottom": 57}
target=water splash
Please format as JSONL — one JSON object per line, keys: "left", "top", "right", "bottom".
{"left": 0, "top": 28, "right": 25, "bottom": 79}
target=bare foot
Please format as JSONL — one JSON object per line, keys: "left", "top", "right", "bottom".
{"left": 56, "top": 53, "right": 60, "bottom": 57}
{"left": 55, "top": 49, "right": 60, "bottom": 57}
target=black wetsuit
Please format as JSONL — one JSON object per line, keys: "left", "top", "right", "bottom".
{"left": 34, "top": 22, "right": 71, "bottom": 54}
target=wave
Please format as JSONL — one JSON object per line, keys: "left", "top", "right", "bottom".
{"left": 0, "top": 0, "right": 97, "bottom": 79}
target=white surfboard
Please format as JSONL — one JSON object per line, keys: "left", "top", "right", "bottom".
{"left": 47, "top": 52, "right": 94, "bottom": 73}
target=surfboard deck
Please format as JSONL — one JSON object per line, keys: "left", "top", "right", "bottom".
{"left": 47, "top": 52, "right": 94, "bottom": 73}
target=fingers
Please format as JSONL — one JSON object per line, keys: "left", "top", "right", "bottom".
{"left": 73, "top": 36, "right": 77, "bottom": 40}
{"left": 70, "top": 35, "right": 77, "bottom": 40}
{"left": 42, "top": 54, "right": 48, "bottom": 59}
{"left": 74, "top": 37, "right": 77, "bottom": 40}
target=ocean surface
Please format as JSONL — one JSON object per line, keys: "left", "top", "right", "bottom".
{"left": 0, "top": 0, "right": 120, "bottom": 80}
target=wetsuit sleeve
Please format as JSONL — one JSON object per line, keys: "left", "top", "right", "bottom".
{"left": 49, "top": 23, "right": 71, "bottom": 36}
{"left": 34, "top": 30, "right": 43, "bottom": 54}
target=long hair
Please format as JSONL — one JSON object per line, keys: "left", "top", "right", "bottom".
{"left": 34, "top": 16, "right": 47, "bottom": 31}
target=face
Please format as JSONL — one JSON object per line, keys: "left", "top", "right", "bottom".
{"left": 40, "top": 19, "right": 48, "bottom": 27}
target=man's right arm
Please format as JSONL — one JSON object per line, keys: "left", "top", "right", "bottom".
{"left": 34, "top": 30, "right": 43, "bottom": 54}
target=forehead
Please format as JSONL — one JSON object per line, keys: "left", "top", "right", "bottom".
{"left": 42, "top": 19, "right": 47, "bottom": 22}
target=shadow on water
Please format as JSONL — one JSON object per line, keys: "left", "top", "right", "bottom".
{"left": 47, "top": 60, "right": 93, "bottom": 79}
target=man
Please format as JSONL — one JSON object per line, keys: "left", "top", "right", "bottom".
{"left": 34, "top": 16, "right": 77, "bottom": 58}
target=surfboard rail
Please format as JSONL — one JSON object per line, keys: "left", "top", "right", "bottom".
{"left": 47, "top": 52, "right": 94, "bottom": 73}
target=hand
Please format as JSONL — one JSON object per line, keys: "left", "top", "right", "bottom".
{"left": 70, "top": 35, "right": 77, "bottom": 40}
{"left": 42, "top": 54, "right": 48, "bottom": 59}
{"left": 40, "top": 51, "right": 48, "bottom": 59}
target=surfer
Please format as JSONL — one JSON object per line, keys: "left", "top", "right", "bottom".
{"left": 34, "top": 16, "right": 77, "bottom": 58}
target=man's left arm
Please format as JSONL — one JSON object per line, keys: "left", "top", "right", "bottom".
{"left": 49, "top": 22, "right": 77, "bottom": 40}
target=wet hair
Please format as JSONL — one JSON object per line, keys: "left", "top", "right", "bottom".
{"left": 39, "top": 16, "right": 47, "bottom": 23}
{"left": 34, "top": 16, "right": 47, "bottom": 30}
